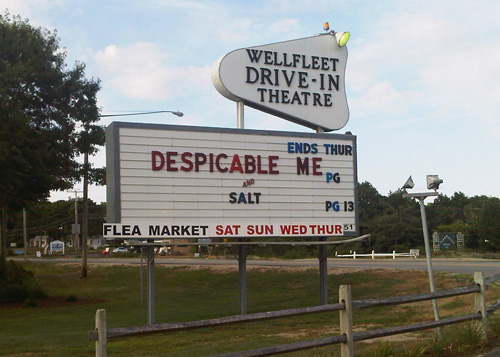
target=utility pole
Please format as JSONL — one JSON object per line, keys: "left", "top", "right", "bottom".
{"left": 23, "top": 208, "right": 27, "bottom": 259}
{"left": 82, "top": 150, "right": 89, "bottom": 278}
{"left": 74, "top": 190, "right": 80, "bottom": 252}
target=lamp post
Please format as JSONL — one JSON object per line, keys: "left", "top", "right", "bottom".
{"left": 402, "top": 175, "right": 443, "bottom": 338}
{"left": 88, "top": 109, "right": 183, "bottom": 321}
{"left": 100, "top": 110, "right": 183, "bottom": 118}
{"left": 79, "top": 110, "right": 183, "bottom": 279}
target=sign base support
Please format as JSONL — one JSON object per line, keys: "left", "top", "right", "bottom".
{"left": 238, "top": 240, "right": 247, "bottom": 315}
{"left": 319, "top": 237, "right": 328, "bottom": 305}
{"left": 147, "top": 246, "right": 155, "bottom": 325}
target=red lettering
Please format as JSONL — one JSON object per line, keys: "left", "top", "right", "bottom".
{"left": 256, "top": 156, "right": 267, "bottom": 174}
{"left": 150, "top": 151, "right": 279, "bottom": 175}
{"left": 312, "top": 157, "right": 322, "bottom": 175}
{"left": 194, "top": 153, "right": 207, "bottom": 172}
{"left": 216, "top": 153, "right": 228, "bottom": 172}
{"left": 180, "top": 152, "right": 193, "bottom": 171}
{"left": 152, "top": 151, "right": 164, "bottom": 170}
{"left": 166, "top": 152, "right": 178, "bottom": 171}
{"left": 224, "top": 225, "right": 240, "bottom": 235}
{"left": 229, "top": 154, "right": 244, "bottom": 173}
{"left": 269, "top": 155, "right": 279, "bottom": 174}
{"left": 245, "top": 155, "right": 256, "bottom": 173}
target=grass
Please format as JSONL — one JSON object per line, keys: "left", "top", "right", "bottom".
{"left": 0, "top": 260, "right": 499, "bottom": 356}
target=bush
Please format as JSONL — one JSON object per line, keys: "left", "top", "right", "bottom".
{"left": 0, "top": 261, "right": 47, "bottom": 303}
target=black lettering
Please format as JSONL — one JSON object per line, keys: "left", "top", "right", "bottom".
{"left": 246, "top": 49, "right": 263, "bottom": 63}
{"left": 246, "top": 66, "right": 259, "bottom": 83}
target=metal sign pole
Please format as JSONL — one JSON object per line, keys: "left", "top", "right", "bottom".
{"left": 147, "top": 245, "right": 155, "bottom": 325}
{"left": 316, "top": 127, "right": 328, "bottom": 305}
{"left": 236, "top": 101, "right": 248, "bottom": 315}
{"left": 403, "top": 191, "right": 442, "bottom": 338}
{"left": 417, "top": 197, "right": 442, "bottom": 338}
{"left": 319, "top": 237, "right": 328, "bottom": 305}
{"left": 238, "top": 242, "right": 247, "bottom": 314}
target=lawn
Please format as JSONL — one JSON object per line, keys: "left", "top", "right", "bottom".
{"left": 1, "top": 260, "right": 499, "bottom": 356}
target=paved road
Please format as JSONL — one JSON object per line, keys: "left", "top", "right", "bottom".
{"left": 15, "top": 256, "right": 499, "bottom": 276}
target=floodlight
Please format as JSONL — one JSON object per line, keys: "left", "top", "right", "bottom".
{"left": 427, "top": 175, "right": 443, "bottom": 190}
{"left": 335, "top": 31, "right": 350, "bottom": 47}
{"left": 402, "top": 176, "right": 415, "bottom": 190}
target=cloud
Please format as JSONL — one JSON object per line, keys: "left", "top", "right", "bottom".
{"left": 93, "top": 42, "right": 211, "bottom": 100}
{"left": 0, "top": 0, "right": 64, "bottom": 24}
{"left": 347, "top": 6, "right": 500, "bottom": 132}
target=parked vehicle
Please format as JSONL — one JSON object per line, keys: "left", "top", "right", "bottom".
{"left": 112, "top": 246, "right": 129, "bottom": 253}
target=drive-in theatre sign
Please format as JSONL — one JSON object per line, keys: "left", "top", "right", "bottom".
{"left": 212, "top": 33, "right": 349, "bottom": 131}
{"left": 104, "top": 123, "right": 357, "bottom": 238}
{"left": 104, "top": 32, "right": 358, "bottom": 239}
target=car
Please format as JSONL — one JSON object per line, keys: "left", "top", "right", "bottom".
{"left": 112, "top": 246, "right": 129, "bottom": 253}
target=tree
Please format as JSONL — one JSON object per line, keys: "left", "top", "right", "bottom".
{"left": 0, "top": 13, "right": 102, "bottom": 263}
{"left": 477, "top": 197, "right": 500, "bottom": 251}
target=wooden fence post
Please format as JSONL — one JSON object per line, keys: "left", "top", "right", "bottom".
{"left": 96, "top": 309, "right": 107, "bottom": 357}
{"left": 474, "top": 272, "right": 488, "bottom": 341}
{"left": 339, "top": 285, "right": 354, "bottom": 357}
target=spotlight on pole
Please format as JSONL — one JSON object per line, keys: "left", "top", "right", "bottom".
{"left": 427, "top": 175, "right": 443, "bottom": 191}
{"left": 402, "top": 176, "right": 415, "bottom": 190}
{"left": 402, "top": 175, "right": 443, "bottom": 338}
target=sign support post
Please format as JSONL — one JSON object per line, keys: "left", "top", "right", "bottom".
{"left": 316, "top": 127, "right": 328, "bottom": 305}
{"left": 147, "top": 245, "right": 155, "bottom": 325}
{"left": 237, "top": 103, "right": 248, "bottom": 315}
{"left": 403, "top": 192, "right": 442, "bottom": 338}
{"left": 238, "top": 242, "right": 247, "bottom": 315}
{"left": 319, "top": 237, "right": 328, "bottom": 305}
{"left": 237, "top": 101, "right": 244, "bottom": 129}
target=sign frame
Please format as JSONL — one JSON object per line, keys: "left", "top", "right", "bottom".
{"left": 106, "top": 121, "right": 358, "bottom": 239}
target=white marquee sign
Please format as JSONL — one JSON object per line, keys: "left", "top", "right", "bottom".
{"left": 105, "top": 123, "right": 358, "bottom": 239}
{"left": 212, "top": 34, "right": 349, "bottom": 132}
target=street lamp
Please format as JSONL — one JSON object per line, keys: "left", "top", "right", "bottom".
{"left": 99, "top": 110, "right": 183, "bottom": 118}
{"left": 80, "top": 109, "right": 183, "bottom": 278}
{"left": 402, "top": 175, "right": 443, "bottom": 338}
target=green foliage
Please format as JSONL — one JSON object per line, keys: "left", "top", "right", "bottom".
{"left": 362, "top": 341, "right": 395, "bottom": 357}
{"left": 0, "top": 13, "right": 102, "bottom": 206}
{"left": 400, "top": 343, "right": 427, "bottom": 356}
{"left": 0, "top": 260, "right": 46, "bottom": 303}
{"left": 489, "top": 314, "right": 500, "bottom": 337}
{"left": 4, "top": 199, "right": 105, "bottom": 245}
{"left": 0, "top": 13, "right": 104, "bottom": 261}
{"left": 430, "top": 323, "right": 486, "bottom": 356}
{"left": 358, "top": 181, "right": 500, "bottom": 253}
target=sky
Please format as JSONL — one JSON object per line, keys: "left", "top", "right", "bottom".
{"left": 2, "top": 0, "right": 500, "bottom": 203}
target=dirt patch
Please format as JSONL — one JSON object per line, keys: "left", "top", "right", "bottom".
{"left": 155, "top": 263, "right": 364, "bottom": 275}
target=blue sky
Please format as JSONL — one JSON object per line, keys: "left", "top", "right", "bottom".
{"left": 2, "top": 0, "right": 500, "bottom": 203}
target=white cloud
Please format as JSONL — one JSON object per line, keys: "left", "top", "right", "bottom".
{"left": 0, "top": 0, "right": 64, "bottom": 24}
{"left": 347, "top": 5, "right": 500, "bottom": 133}
{"left": 93, "top": 42, "right": 211, "bottom": 100}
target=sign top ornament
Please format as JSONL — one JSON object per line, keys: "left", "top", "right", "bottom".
{"left": 212, "top": 24, "right": 350, "bottom": 132}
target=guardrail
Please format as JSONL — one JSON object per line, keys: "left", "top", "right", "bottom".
{"left": 89, "top": 271, "right": 500, "bottom": 356}
{"left": 335, "top": 249, "right": 419, "bottom": 259}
